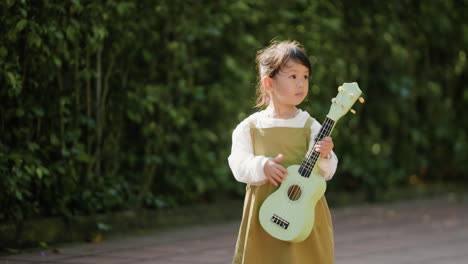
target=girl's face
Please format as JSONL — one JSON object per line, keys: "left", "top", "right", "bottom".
{"left": 269, "top": 60, "right": 309, "bottom": 108}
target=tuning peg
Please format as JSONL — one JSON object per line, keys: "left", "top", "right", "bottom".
{"left": 359, "top": 97, "right": 365, "bottom": 103}
{"left": 331, "top": 98, "right": 337, "bottom": 104}
{"left": 341, "top": 105, "right": 346, "bottom": 110}
{"left": 349, "top": 93, "right": 354, "bottom": 98}
{"left": 350, "top": 109, "right": 356, "bottom": 114}
{"left": 338, "top": 86, "right": 345, "bottom": 93}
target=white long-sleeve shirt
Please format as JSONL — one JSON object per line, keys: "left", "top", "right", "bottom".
{"left": 228, "top": 109, "right": 338, "bottom": 186}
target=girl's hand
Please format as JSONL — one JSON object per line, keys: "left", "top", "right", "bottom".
{"left": 264, "top": 154, "right": 288, "bottom": 186}
{"left": 315, "top": 137, "right": 334, "bottom": 158}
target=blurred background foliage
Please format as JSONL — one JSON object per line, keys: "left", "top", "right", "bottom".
{"left": 0, "top": 0, "right": 467, "bottom": 222}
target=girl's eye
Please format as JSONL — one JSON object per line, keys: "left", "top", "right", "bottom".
{"left": 289, "top": 75, "right": 296, "bottom": 79}
{"left": 304, "top": 75, "right": 309, "bottom": 79}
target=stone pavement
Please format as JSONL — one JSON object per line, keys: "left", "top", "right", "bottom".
{"left": 1, "top": 195, "right": 467, "bottom": 264}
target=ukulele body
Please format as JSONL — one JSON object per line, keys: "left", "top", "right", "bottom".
{"left": 259, "top": 164, "right": 326, "bottom": 243}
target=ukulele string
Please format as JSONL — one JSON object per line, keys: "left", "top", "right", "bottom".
{"left": 293, "top": 119, "right": 332, "bottom": 200}
{"left": 292, "top": 118, "right": 334, "bottom": 200}
{"left": 292, "top": 119, "right": 333, "bottom": 201}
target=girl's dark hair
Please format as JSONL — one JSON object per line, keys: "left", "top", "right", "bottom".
{"left": 255, "top": 40, "right": 311, "bottom": 108}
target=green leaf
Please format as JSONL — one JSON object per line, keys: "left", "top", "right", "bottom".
{"left": 6, "top": 0, "right": 15, "bottom": 8}
{"left": 117, "top": 2, "right": 134, "bottom": 15}
{"left": 50, "top": 134, "right": 60, "bottom": 146}
{"left": 16, "top": 108, "right": 24, "bottom": 117}
{"left": 61, "top": 148, "right": 70, "bottom": 157}
{"left": 53, "top": 57, "right": 62, "bottom": 67}
{"left": 66, "top": 26, "right": 76, "bottom": 41}
{"left": 27, "top": 142, "right": 39, "bottom": 151}
{"left": 15, "top": 191, "right": 23, "bottom": 200}
{"left": 32, "top": 107, "right": 44, "bottom": 117}
{"left": 36, "top": 167, "right": 43, "bottom": 179}
{"left": 7, "top": 72, "right": 17, "bottom": 89}
{"left": 25, "top": 165, "right": 34, "bottom": 175}
{"left": 55, "top": 31, "right": 64, "bottom": 39}
{"left": 0, "top": 46, "right": 8, "bottom": 58}
{"left": 27, "top": 32, "right": 42, "bottom": 48}
{"left": 76, "top": 152, "right": 92, "bottom": 162}
{"left": 16, "top": 19, "right": 28, "bottom": 31}
{"left": 97, "top": 222, "right": 111, "bottom": 231}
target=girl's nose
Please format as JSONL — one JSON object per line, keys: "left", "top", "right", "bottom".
{"left": 297, "top": 78, "right": 305, "bottom": 86}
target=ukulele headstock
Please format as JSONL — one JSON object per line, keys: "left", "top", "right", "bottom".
{"left": 327, "top": 82, "right": 364, "bottom": 120}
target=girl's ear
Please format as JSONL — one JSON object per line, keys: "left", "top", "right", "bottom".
{"left": 262, "top": 76, "right": 273, "bottom": 92}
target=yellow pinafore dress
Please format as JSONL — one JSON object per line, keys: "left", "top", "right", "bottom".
{"left": 232, "top": 117, "right": 334, "bottom": 264}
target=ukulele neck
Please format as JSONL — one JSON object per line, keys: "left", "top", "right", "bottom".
{"left": 299, "top": 117, "right": 336, "bottom": 178}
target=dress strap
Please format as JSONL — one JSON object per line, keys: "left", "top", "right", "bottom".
{"left": 248, "top": 119, "right": 256, "bottom": 148}
{"left": 304, "top": 117, "right": 315, "bottom": 149}
{"left": 248, "top": 119, "right": 256, "bottom": 129}
{"left": 304, "top": 117, "right": 315, "bottom": 128}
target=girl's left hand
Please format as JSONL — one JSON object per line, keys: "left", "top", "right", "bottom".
{"left": 315, "top": 137, "right": 334, "bottom": 158}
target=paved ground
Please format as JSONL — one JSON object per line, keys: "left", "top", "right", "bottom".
{"left": 1, "top": 195, "right": 467, "bottom": 264}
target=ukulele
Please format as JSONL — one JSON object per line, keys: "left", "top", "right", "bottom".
{"left": 259, "top": 82, "right": 363, "bottom": 243}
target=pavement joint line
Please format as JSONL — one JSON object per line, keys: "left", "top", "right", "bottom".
{"left": 405, "top": 251, "right": 468, "bottom": 264}
{"left": 340, "top": 233, "right": 468, "bottom": 260}
{"left": 335, "top": 222, "right": 468, "bottom": 245}
{"left": 1, "top": 225, "right": 239, "bottom": 263}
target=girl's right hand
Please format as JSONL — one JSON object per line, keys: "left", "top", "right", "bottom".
{"left": 264, "top": 154, "right": 288, "bottom": 186}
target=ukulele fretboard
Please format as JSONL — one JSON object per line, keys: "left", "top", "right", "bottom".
{"left": 299, "top": 117, "right": 336, "bottom": 178}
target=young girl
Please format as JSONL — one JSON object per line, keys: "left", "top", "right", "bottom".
{"left": 228, "top": 40, "right": 338, "bottom": 264}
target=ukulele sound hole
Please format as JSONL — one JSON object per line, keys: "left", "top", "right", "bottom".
{"left": 287, "top": 185, "right": 302, "bottom": 201}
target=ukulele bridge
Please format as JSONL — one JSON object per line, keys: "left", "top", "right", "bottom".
{"left": 271, "top": 214, "right": 289, "bottom": 229}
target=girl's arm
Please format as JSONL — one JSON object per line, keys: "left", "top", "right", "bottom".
{"left": 310, "top": 120, "right": 338, "bottom": 180}
{"left": 228, "top": 120, "right": 269, "bottom": 186}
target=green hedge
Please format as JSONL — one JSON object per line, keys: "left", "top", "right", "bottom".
{"left": 1, "top": 0, "right": 467, "bottom": 222}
